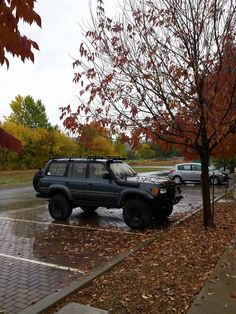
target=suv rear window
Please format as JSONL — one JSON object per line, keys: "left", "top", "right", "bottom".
{"left": 46, "top": 162, "right": 67, "bottom": 176}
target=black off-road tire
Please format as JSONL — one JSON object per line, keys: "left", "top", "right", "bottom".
{"left": 49, "top": 194, "right": 72, "bottom": 220}
{"left": 123, "top": 199, "right": 152, "bottom": 230}
{"left": 81, "top": 206, "right": 98, "bottom": 213}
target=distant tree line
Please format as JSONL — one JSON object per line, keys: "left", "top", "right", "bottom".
{"left": 0, "top": 95, "right": 182, "bottom": 170}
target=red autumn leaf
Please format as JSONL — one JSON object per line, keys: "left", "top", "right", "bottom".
{"left": 0, "top": 0, "right": 41, "bottom": 67}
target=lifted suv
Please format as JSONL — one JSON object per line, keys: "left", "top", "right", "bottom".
{"left": 33, "top": 157, "right": 182, "bottom": 230}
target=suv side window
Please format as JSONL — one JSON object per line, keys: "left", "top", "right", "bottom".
{"left": 46, "top": 162, "right": 67, "bottom": 176}
{"left": 71, "top": 162, "right": 87, "bottom": 178}
{"left": 89, "top": 162, "right": 107, "bottom": 179}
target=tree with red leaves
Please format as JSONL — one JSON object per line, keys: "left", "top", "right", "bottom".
{"left": 0, "top": 0, "right": 41, "bottom": 153}
{"left": 0, "top": 0, "right": 41, "bottom": 67}
{"left": 0, "top": 127, "right": 22, "bottom": 154}
{"left": 61, "top": 0, "right": 236, "bottom": 227}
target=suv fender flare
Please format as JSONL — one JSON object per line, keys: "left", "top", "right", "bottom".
{"left": 118, "top": 189, "right": 154, "bottom": 207}
{"left": 48, "top": 185, "right": 72, "bottom": 200}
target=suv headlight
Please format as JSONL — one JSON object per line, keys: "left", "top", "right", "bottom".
{"left": 160, "top": 187, "right": 167, "bottom": 194}
{"left": 151, "top": 187, "right": 168, "bottom": 196}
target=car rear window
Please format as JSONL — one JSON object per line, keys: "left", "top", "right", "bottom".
{"left": 46, "top": 162, "right": 67, "bottom": 176}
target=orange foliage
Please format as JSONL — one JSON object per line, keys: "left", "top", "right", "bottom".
{"left": 213, "top": 132, "right": 236, "bottom": 159}
{"left": 62, "top": 0, "right": 236, "bottom": 159}
{"left": 78, "top": 122, "right": 115, "bottom": 156}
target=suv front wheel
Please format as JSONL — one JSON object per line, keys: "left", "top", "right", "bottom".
{"left": 123, "top": 199, "right": 152, "bottom": 230}
{"left": 49, "top": 194, "right": 72, "bottom": 220}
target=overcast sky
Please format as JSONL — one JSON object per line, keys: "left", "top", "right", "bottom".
{"left": 0, "top": 0, "right": 115, "bottom": 128}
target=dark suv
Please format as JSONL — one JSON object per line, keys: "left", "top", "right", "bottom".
{"left": 33, "top": 157, "right": 182, "bottom": 229}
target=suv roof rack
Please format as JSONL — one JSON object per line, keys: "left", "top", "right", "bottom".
{"left": 50, "top": 157, "right": 86, "bottom": 162}
{"left": 87, "top": 156, "right": 127, "bottom": 161}
{"left": 50, "top": 156, "right": 127, "bottom": 161}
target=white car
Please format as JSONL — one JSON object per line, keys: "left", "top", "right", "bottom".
{"left": 169, "top": 163, "right": 229, "bottom": 185}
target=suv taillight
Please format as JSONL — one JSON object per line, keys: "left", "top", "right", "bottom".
{"left": 169, "top": 170, "right": 176, "bottom": 174}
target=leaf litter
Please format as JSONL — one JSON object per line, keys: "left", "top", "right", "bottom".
{"left": 45, "top": 201, "right": 236, "bottom": 313}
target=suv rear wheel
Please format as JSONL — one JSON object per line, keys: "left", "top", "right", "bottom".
{"left": 123, "top": 199, "right": 152, "bottom": 230}
{"left": 49, "top": 194, "right": 72, "bottom": 220}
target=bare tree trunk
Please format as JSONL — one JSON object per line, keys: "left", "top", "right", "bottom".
{"left": 229, "top": 164, "right": 235, "bottom": 173}
{"left": 200, "top": 151, "right": 213, "bottom": 227}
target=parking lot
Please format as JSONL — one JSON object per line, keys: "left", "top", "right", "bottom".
{"left": 0, "top": 183, "right": 228, "bottom": 313}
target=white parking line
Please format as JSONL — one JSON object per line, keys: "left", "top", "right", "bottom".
{"left": 0, "top": 253, "right": 84, "bottom": 274}
{"left": 0, "top": 216, "right": 142, "bottom": 236}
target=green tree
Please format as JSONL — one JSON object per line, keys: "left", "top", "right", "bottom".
{"left": 211, "top": 157, "right": 236, "bottom": 173}
{"left": 1, "top": 121, "right": 80, "bottom": 170}
{"left": 136, "top": 143, "right": 155, "bottom": 160}
{"left": 114, "top": 138, "right": 127, "bottom": 158}
{"left": 151, "top": 143, "right": 180, "bottom": 160}
{"left": 7, "top": 95, "right": 52, "bottom": 129}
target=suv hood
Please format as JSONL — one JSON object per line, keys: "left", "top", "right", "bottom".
{"left": 128, "top": 175, "right": 173, "bottom": 185}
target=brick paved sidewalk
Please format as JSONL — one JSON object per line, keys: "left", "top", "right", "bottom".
{"left": 0, "top": 255, "right": 82, "bottom": 313}
{"left": 0, "top": 209, "right": 144, "bottom": 313}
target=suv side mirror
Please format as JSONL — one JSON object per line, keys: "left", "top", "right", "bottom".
{"left": 103, "top": 173, "right": 112, "bottom": 180}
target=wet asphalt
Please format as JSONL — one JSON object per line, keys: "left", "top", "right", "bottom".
{"left": 0, "top": 181, "right": 228, "bottom": 313}
{"left": 0, "top": 183, "right": 228, "bottom": 224}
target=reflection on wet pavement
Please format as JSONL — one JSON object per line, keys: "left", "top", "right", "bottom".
{"left": 173, "top": 184, "right": 227, "bottom": 213}
{"left": 0, "top": 218, "right": 144, "bottom": 272}
{"left": 0, "top": 186, "right": 45, "bottom": 211}
{"left": 0, "top": 184, "right": 228, "bottom": 229}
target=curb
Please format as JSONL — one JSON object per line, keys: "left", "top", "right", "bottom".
{"left": 19, "top": 193, "right": 226, "bottom": 314}
{"left": 18, "top": 238, "right": 154, "bottom": 314}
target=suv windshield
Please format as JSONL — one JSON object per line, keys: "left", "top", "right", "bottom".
{"left": 110, "top": 162, "right": 136, "bottom": 179}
